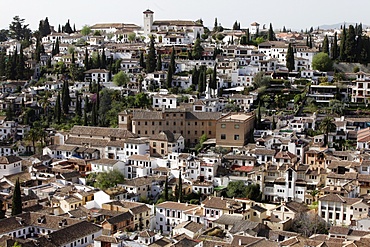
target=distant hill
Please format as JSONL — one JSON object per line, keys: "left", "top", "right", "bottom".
{"left": 319, "top": 22, "right": 368, "bottom": 30}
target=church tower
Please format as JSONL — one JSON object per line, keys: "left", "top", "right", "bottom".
{"left": 143, "top": 9, "right": 154, "bottom": 37}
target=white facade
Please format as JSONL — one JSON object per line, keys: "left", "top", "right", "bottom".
{"left": 0, "top": 157, "right": 22, "bottom": 179}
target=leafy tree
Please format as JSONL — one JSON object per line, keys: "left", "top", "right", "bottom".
{"left": 113, "top": 71, "right": 130, "bottom": 86}
{"left": 319, "top": 116, "right": 336, "bottom": 146}
{"left": 0, "top": 29, "right": 8, "bottom": 42}
{"left": 286, "top": 43, "right": 295, "bottom": 72}
{"left": 81, "top": 25, "right": 91, "bottom": 36}
{"left": 134, "top": 92, "right": 150, "bottom": 108}
{"left": 329, "top": 99, "right": 345, "bottom": 115}
{"left": 192, "top": 38, "right": 204, "bottom": 60}
{"left": 11, "top": 178, "right": 22, "bottom": 216}
{"left": 128, "top": 32, "right": 136, "bottom": 43}
{"left": 322, "top": 35, "right": 329, "bottom": 54}
{"left": 312, "top": 52, "right": 333, "bottom": 72}
{"left": 94, "top": 170, "right": 125, "bottom": 190}
{"left": 245, "top": 184, "right": 262, "bottom": 201}
{"left": 226, "top": 181, "right": 247, "bottom": 198}
{"left": 146, "top": 36, "right": 156, "bottom": 73}
{"left": 291, "top": 211, "right": 329, "bottom": 237}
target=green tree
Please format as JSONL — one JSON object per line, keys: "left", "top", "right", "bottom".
{"left": 84, "top": 48, "right": 89, "bottom": 70}
{"left": 286, "top": 43, "right": 295, "bottom": 72}
{"left": 331, "top": 32, "right": 338, "bottom": 60}
{"left": 11, "top": 178, "right": 22, "bottom": 216}
{"left": 15, "top": 45, "right": 25, "bottom": 80}
{"left": 319, "top": 116, "right": 336, "bottom": 146}
{"left": 9, "top": 16, "right": 31, "bottom": 46}
{"left": 245, "top": 184, "right": 262, "bottom": 201}
{"left": 64, "top": 19, "right": 73, "bottom": 34}
{"left": 312, "top": 52, "right": 333, "bottom": 72}
{"left": 267, "top": 23, "right": 275, "bottom": 41}
{"left": 329, "top": 99, "right": 345, "bottom": 115}
{"left": 156, "top": 53, "right": 162, "bottom": 71}
{"left": 322, "top": 35, "right": 329, "bottom": 54}
{"left": 54, "top": 92, "right": 61, "bottom": 124}
{"left": 345, "top": 25, "right": 356, "bottom": 62}
{"left": 192, "top": 38, "right": 204, "bottom": 60}
{"left": 339, "top": 25, "right": 347, "bottom": 61}
{"left": 113, "top": 71, "right": 130, "bottom": 86}
{"left": 139, "top": 52, "right": 145, "bottom": 69}
{"left": 209, "top": 64, "right": 217, "bottom": 90}
{"left": 226, "top": 181, "right": 247, "bottom": 198}
{"left": 61, "top": 80, "right": 71, "bottom": 114}
{"left": 38, "top": 17, "right": 51, "bottom": 37}
{"left": 166, "top": 65, "right": 173, "bottom": 88}
{"left": 177, "top": 171, "right": 183, "bottom": 202}
{"left": 146, "top": 36, "right": 156, "bottom": 73}
{"left": 81, "top": 25, "right": 91, "bottom": 36}
{"left": 170, "top": 47, "right": 176, "bottom": 73}
{"left": 94, "top": 170, "right": 125, "bottom": 190}
{"left": 240, "top": 35, "right": 248, "bottom": 45}
{"left": 164, "top": 175, "right": 169, "bottom": 201}
{"left": 128, "top": 32, "right": 136, "bottom": 43}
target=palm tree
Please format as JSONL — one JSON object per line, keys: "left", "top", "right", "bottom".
{"left": 319, "top": 116, "right": 336, "bottom": 146}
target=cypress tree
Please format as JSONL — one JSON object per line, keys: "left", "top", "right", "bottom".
{"left": 340, "top": 25, "right": 347, "bottom": 61}
{"left": 213, "top": 18, "right": 218, "bottom": 32}
{"left": 15, "top": 45, "right": 25, "bottom": 80}
{"left": 246, "top": 29, "right": 250, "bottom": 44}
{"left": 178, "top": 171, "right": 182, "bottom": 203}
{"left": 84, "top": 48, "right": 89, "bottom": 70}
{"left": 268, "top": 23, "right": 275, "bottom": 41}
{"left": 55, "top": 38, "right": 60, "bottom": 55}
{"left": 139, "top": 52, "right": 145, "bottom": 69}
{"left": 210, "top": 63, "right": 217, "bottom": 90}
{"left": 101, "top": 47, "right": 106, "bottom": 69}
{"left": 164, "top": 175, "right": 169, "bottom": 201}
{"left": 146, "top": 36, "right": 156, "bottom": 73}
{"left": 58, "top": 24, "right": 61, "bottom": 33}
{"left": 322, "top": 35, "right": 329, "bottom": 54}
{"left": 170, "top": 47, "right": 176, "bottom": 73}
{"left": 96, "top": 52, "right": 101, "bottom": 69}
{"left": 75, "top": 94, "right": 82, "bottom": 117}
{"left": 11, "top": 178, "right": 22, "bottom": 216}
{"left": 43, "top": 17, "right": 51, "bottom": 36}
{"left": 166, "top": 65, "right": 173, "bottom": 89}
{"left": 71, "top": 51, "right": 75, "bottom": 65}
{"left": 257, "top": 101, "right": 262, "bottom": 129}
{"left": 345, "top": 25, "right": 356, "bottom": 62}
{"left": 0, "top": 52, "right": 5, "bottom": 77}
{"left": 156, "top": 53, "right": 162, "bottom": 71}
{"left": 55, "top": 92, "right": 61, "bottom": 123}
{"left": 192, "top": 38, "right": 204, "bottom": 60}
{"left": 309, "top": 35, "right": 313, "bottom": 48}
{"left": 286, "top": 43, "right": 295, "bottom": 72}
{"left": 192, "top": 66, "right": 199, "bottom": 85}
{"left": 61, "top": 81, "right": 70, "bottom": 114}
{"left": 331, "top": 32, "right": 338, "bottom": 60}
{"left": 91, "top": 102, "right": 97, "bottom": 126}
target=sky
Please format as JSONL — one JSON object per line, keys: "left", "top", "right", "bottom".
{"left": 1, "top": 0, "right": 370, "bottom": 31}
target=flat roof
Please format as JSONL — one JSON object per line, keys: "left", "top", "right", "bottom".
{"left": 222, "top": 113, "right": 253, "bottom": 121}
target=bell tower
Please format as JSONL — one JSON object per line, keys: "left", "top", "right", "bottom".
{"left": 143, "top": 9, "right": 154, "bottom": 37}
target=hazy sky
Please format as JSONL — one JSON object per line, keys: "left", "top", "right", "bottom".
{"left": 1, "top": 0, "right": 370, "bottom": 31}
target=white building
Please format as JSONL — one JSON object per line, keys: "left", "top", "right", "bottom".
{"left": 0, "top": 156, "right": 22, "bottom": 179}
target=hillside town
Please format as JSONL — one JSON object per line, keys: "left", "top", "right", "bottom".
{"left": 2, "top": 8, "right": 370, "bottom": 247}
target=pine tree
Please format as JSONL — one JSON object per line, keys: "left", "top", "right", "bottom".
{"left": 322, "top": 35, "right": 329, "bottom": 54}
{"left": 268, "top": 23, "right": 275, "bottom": 41}
{"left": 84, "top": 48, "right": 89, "bottom": 70}
{"left": 331, "top": 32, "right": 338, "bottom": 60}
{"left": 11, "top": 178, "right": 22, "bottom": 216}
{"left": 156, "top": 53, "right": 162, "bottom": 71}
{"left": 340, "top": 25, "right": 347, "bottom": 61}
{"left": 286, "top": 43, "right": 295, "bottom": 72}
{"left": 146, "top": 36, "right": 156, "bottom": 73}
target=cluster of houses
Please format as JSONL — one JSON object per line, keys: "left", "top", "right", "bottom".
{"left": 2, "top": 8, "right": 370, "bottom": 247}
